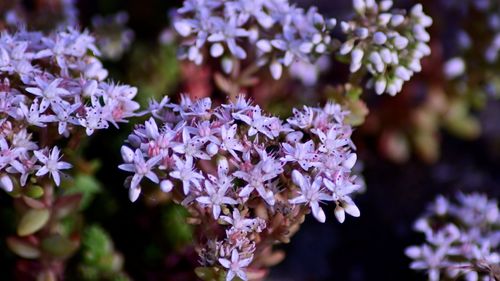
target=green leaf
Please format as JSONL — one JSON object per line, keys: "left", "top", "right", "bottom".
{"left": 6, "top": 237, "right": 41, "bottom": 258}
{"left": 81, "top": 225, "right": 113, "bottom": 265}
{"left": 17, "top": 208, "right": 50, "bottom": 236}
{"left": 346, "top": 85, "right": 363, "bottom": 100}
{"left": 24, "top": 185, "right": 44, "bottom": 199}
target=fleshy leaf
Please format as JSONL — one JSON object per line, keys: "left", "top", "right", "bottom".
{"left": 17, "top": 208, "right": 50, "bottom": 236}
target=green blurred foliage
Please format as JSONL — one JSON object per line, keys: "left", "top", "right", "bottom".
{"left": 127, "top": 43, "right": 180, "bottom": 105}
{"left": 77, "top": 225, "right": 130, "bottom": 281}
{"left": 161, "top": 204, "right": 193, "bottom": 249}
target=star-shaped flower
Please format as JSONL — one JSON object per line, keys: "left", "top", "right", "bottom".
{"left": 218, "top": 249, "right": 252, "bottom": 281}
{"left": 169, "top": 155, "right": 204, "bottom": 195}
{"left": 118, "top": 149, "right": 161, "bottom": 191}
{"left": 289, "top": 170, "right": 331, "bottom": 223}
{"left": 34, "top": 146, "right": 72, "bottom": 186}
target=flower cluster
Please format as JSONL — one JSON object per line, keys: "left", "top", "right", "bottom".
{"left": 173, "top": 0, "right": 337, "bottom": 79}
{"left": 91, "top": 11, "right": 135, "bottom": 61}
{"left": 406, "top": 193, "right": 500, "bottom": 281}
{"left": 119, "top": 95, "right": 362, "bottom": 280}
{"left": 340, "top": 0, "right": 432, "bottom": 95}
{"left": 441, "top": 2, "right": 500, "bottom": 79}
{"left": 484, "top": 8, "right": 500, "bottom": 63}
{"left": 1, "top": 0, "right": 79, "bottom": 29}
{"left": 0, "top": 27, "right": 139, "bottom": 190}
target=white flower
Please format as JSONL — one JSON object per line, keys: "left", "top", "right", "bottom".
{"left": 281, "top": 140, "right": 317, "bottom": 170}
{"left": 289, "top": 170, "right": 331, "bottom": 223}
{"left": 172, "top": 128, "right": 210, "bottom": 160}
{"left": 34, "top": 147, "right": 72, "bottom": 186}
{"left": 25, "top": 78, "right": 70, "bottom": 112}
{"left": 219, "top": 123, "right": 244, "bottom": 158}
{"left": 118, "top": 149, "right": 161, "bottom": 191}
{"left": 407, "top": 193, "right": 500, "bottom": 280}
{"left": 7, "top": 155, "right": 39, "bottom": 186}
{"left": 169, "top": 155, "right": 205, "bottom": 195}
{"left": 79, "top": 106, "right": 109, "bottom": 135}
{"left": 408, "top": 244, "right": 448, "bottom": 281}
{"left": 51, "top": 101, "right": 80, "bottom": 135}
{"left": 218, "top": 249, "right": 252, "bottom": 281}
{"left": 19, "top": 99, "right": 56, "bottom": 127}
{"left": 233, "top": 106, "right": 274, "bottom": 139}
{"left": 196, "top": 179, "right": 238, "bottom": 219}
{"left": 234, "top": 153, "right": 281, "bottom": 205}
{"left": 0, "top": 138, "right": 21, "bottom": 170}
{"left": 287, "top": 106, "right": 314, "bottom": 129}
{"left": 314, "top": 127, "right": 350, "bottom": 155}
{"left": 220, "top": 209, "right": 255, "bottom": 231}
{"left": 207, "top": 17, "right": 248, "bottom": 59}
{"left": 324, "top": 175, "right": 361, "bottom": 223}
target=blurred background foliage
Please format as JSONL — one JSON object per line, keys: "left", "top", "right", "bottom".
{"left": 2, "top": 0, "right": 500, "bottom": 280}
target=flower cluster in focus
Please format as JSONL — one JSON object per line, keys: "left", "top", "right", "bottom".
{"left": 0, "top": 27, "right": 139, "bottom": 190}
{"left": 119, "top": 95, "right": 362, "bottom": 280}
{"left": 341, "top": 0, "right": 432, "bottom": 95}
{"left": 406, "top": 193, "right": 500, "bottom": 281}
{"left": 173, "top": 0, "right": 337, "bottom": 79}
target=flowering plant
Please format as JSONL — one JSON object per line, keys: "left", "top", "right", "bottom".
{"left": 119, "top": 94, "right": 362, "bottom": 280}
{"left": 0, "top": 27, "right": 137, "bottom": 279}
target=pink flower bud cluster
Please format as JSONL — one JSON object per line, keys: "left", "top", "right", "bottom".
{"left": 0, "top": 27, "right": 139, "bottom": 190}
{"left": 406, "top": 193, "right": 500, "bottom": 281}
{"left": 119, "top": 95, "right": 362, "bottom": 280}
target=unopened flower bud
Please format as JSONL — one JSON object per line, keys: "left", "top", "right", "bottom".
{"left": 160, "top": 180, "right": 173, "bottom": 193}
{"left": 121, "top": 146, "right": 135, "bottom": 163}
{"left": 0, "top": 175, "right": 13, "bottom": 192}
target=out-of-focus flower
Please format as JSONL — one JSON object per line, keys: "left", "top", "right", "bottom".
{"left": 91, "top": 11, "right": 135, "bottom": 60}
{"left": 173, "top": 0, "right": 336, "bottom": 79}
{"left": 407, "top": 193, "right": 500, "bottom": 281}
{"left": 443, "top": 57, "right": 466, "bottom": 79}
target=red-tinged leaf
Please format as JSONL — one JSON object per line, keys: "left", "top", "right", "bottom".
{"left": 53, "top": 194, "right": 83, "bottom": 219}
{"left": 41, "top": 234, "right": 79, "bottom": 258}
{"left": 6, "top": 237, "right": 41, "bottom": 259}
{"left": 22, "top": 196, "right": 46, "bottom": 209}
